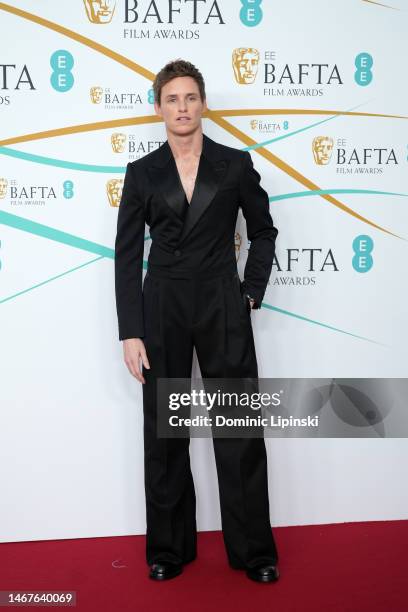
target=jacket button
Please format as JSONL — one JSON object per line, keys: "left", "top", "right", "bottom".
{"left": 174, "top": 249, "right": 181, "bottom": 257}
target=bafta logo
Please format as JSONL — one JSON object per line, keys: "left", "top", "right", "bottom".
{"left": 234, "top": 232, "right": 242, "bottom": 261}
{"left": 250, "top": 120, "right": 258, "bottom": 130}
{"left": 107, "top": 178, "right": 124, "bottom": 207}
{"left": 90, "top": 86, "right": 103, "bottom": 104}
{"left": 111, "top": 133, "right": 127, "bottom": 153}
{"left": 312, "top": 136, "right": 334, "bottom": 165}
{"left": 83, "top": 0, "right": 116, "bottom": 24}
{"left": 0, "top": 178, "right": 8, "bottom": 199}
{"left": 232, "top": 48, "right": 259, "bottom": 84}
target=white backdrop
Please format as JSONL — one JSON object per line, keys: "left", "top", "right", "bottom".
{"left": 1, "top": 0, "right": 407, "bottom": 543}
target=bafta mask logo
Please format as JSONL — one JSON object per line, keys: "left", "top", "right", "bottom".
{"left": 90, "top": 86, "right": 103, "bottom": 104}
{"left": 0, "top": 178, "right": 8, "bottom": 199}
{"left": 83, "top": 0, "right": 116, "bottom": 24}
{"left": 234, "top": 232, "right": 242, "bottom": 261}
{"left": 111, "top": 133, "right": 127, "bottom": 153}
{"left": 107, "top": 178, "right": 124, "bottom": 207}
{"left": 232, "top": 48, "right": 259, "bottom": 84}
{"left": 250, "top": 120, "right": 258, "bottom": 130}
{"left": 312, "top": 136, "right": 334, "bottom": 165}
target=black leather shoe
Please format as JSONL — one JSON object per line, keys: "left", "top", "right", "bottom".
{"left": 149, "top": 562, "right": 183, "bottom": 581}
{"left": 246, "top": 564, "right": 279, "bottom": 583}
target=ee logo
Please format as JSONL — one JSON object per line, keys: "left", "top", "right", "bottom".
{"left": 50, "top": 50, "right": 74, "bottom": 92}
{"left": 354, "top": 52, "right": 373, "bottom": 86}
{"left": 240, "top": 0, "right": 263, "bottom": 27}
{"left": 63, "top": 180, "right": 74, "bottom": 199}
{"left": 352, "top": 235, "right": 373, "bottom": 272}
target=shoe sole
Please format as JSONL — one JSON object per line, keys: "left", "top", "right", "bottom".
{"left": 149, "top": 568, "right": 183, "bottom": 581}
{"left": 246, "top": 570, "right": 280, "bottom": 583}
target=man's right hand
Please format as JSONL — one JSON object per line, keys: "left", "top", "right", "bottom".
{"left": 123, "top": 338, "right": 150, "bottom": 384}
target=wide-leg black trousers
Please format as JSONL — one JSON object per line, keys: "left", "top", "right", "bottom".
{"left": 141, "top": 263, "right": 279, "bottom": 569}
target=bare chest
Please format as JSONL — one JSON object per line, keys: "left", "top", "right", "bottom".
{"left": 175, "top": 157, "right": 200, "bottom": 204}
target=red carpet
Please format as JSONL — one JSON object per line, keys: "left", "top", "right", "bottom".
{"left": 1, "top": 521, "right": 407, "bottom": 611}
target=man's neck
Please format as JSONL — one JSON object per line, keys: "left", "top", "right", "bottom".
{"left": 167, "top": 129, "right": 203, "bottom": 161}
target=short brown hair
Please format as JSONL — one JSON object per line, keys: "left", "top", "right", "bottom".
{"left": 153, "top": 59, "right": 206, "bottom": 106}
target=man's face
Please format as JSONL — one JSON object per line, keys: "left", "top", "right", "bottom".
{"left": 154, "top": 77, "right": 207, "bottom": 137}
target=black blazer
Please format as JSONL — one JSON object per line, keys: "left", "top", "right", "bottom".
{"left": 114, "top": 133, "right": 278, "bottom": 340}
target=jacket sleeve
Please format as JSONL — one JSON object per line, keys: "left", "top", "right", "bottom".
{"left": 238, "top": 151, "right": 278, "bottom": 309}
{"left": 114, "top": 162, "right": 145, "bottom": 340}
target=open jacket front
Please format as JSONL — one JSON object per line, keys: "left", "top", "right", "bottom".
{"left": 114, "top": 133, "right": 278, "bottom": 341}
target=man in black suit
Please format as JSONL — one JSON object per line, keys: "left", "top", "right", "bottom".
{"left": 114, "top": 59, "right": 279, "bottom": 583}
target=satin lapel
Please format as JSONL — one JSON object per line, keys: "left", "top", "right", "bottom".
{"left": 178, "top": 155, "right": 230, "bottom": 244}
{"left": 147, "top": 156, "right": 187, "bottom": 220}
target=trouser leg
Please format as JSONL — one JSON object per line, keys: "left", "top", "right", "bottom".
{"left": 193, "top": 273, "right": 279, "bottom": 569}
{"left": 142, "top": 274, "right": 196, "bottom": 565}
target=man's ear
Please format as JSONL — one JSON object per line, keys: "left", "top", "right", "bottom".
{"left": 154, "top": 101, "right": 162, "bottom": 116}
{"left": 202, "top": 97, "right": 208, "bottom": 113}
